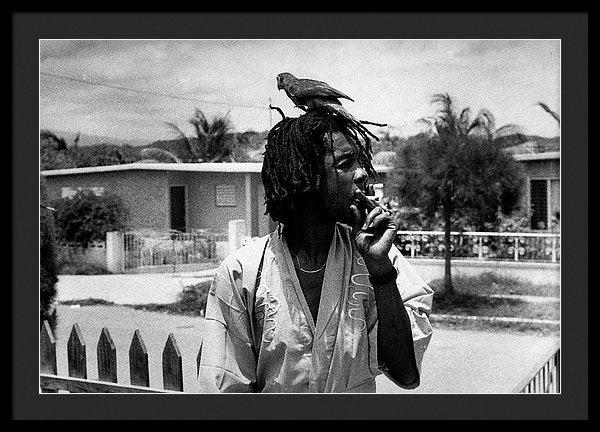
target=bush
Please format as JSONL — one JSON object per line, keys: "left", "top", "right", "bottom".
{"left": 175, "top": 280, "right": 212, "bottom": 316}
{"left": 52, "top": 190, "right": 128, "bottom": 248}
{"left": 40, "top": 179, "right": 58, "bottom": 331}
{"left": 57, "top": 258, "right": 112, "bottom": 275}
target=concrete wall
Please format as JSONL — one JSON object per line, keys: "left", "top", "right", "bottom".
{"left": 523, "top": 159, "right": 560, "bottom": 178}
{"left": 407, "top": 258, "right": 560, "bottom": 286}
{"left": 44, "top": 170, "right": 170, "bottom": 231}
{"left": 175, "top": 171, "right": 248, "bottom": 234}
{"left": 44, "top": 169, "right": 271, "bottom": 236}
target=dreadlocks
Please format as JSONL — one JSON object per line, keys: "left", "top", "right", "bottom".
{"left": 262, "top": 107, "right": 377, "bottom": 224}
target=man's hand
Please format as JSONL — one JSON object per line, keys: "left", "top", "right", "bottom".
{"left": 350, "top": 203, "right": 397, "bottom": 277}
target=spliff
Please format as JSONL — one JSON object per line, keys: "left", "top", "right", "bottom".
{"left": 353, "top": 187, "right": 389, "bottom": 213}
{"left": 353, "top": 187, "right": 402, "bottom": 251}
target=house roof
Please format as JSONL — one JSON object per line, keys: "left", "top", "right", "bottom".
{"left": 512, "top": 152, "right": 560, "bottom": 161}
{"left": 502, "top": 138, "right": 560, "bottom": 155}
{"left": 41, "top": 162, "right": 392, "bottom": 177}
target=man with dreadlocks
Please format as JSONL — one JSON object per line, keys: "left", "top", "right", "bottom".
{"left": 198, "top": 108, "right": 433, "bottom": 393}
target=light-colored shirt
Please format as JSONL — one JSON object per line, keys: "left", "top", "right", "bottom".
{"left": 198, "top": 223, "right": 433, "bottom": 393}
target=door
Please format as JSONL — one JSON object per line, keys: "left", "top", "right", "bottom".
{"left": 170, "top": 186, "right": 186, "bottom": 232}
{"left": 530, "top": 179, "right": 548, "bottom": 230}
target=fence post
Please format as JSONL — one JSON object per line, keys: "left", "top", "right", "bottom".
{"left": 129, "top": 330, "right": 150, "bottom": 387}
{"left": 410, "top": 237, "right": 415, "bottom": 258}
{"left": 40, "top": 321, "right": 58, "bottom": 393}
{"left": 163, "top": 333, "right": 184, "bottom": 392}
{"left": 478, "top": 236, "right": 483, "bottom": 260}
{"left": 228, "top": 219, "right": 246, "bottom": 255}
{"left": 106, "top": 231, "right": 125, "bottom": 273}
{"left": 97, "top": 327, "right": 118, "bottom": 383}
{"left": 551, "top": 236, "right": 557, "bottom": 263}
{"left": 67, "top": 323, "right": 87, "bottom": 379}
{"left": 514, "top": 237, "right": 520, "bottom": 262}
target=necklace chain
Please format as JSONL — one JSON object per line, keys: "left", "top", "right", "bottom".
{"left": 292, "top": 254, "right": 326, "bottom": 274}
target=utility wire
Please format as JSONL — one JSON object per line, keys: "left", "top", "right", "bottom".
{"left": 40, "top": 71, "right": 270, "bottom": 111}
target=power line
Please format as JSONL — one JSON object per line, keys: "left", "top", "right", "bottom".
{"left": 40, "top": 71, "right": 270, "bottom": 111}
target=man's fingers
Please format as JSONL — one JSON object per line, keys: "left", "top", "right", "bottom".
{"left": 364, "top": 213, "right": 389, "bottom": 231}
{"left": 349, "top": 204, "right": 363, "bottom": 232}
{"left": 361, "top": 206, "right": 384, "bottom": 230}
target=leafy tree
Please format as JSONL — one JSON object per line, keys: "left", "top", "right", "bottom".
{"left": 391, "top": 94, "right": 525, "bottom": 294}
{"left": 40, "top": 129, "right": 68, "bottom": 150}
{"left": 70, "top": 143, "right": 140, "bottom": 167}
{"left": 40, "top": 130, "right": 78, "bottom": 170}
{"left": 52, "top": 191, "right": 128, "bottom": 248}
{"left": 40, "top": 178, "right": 58, "bottom": 331}
{"left": 40, "top": 129, "right": 143, "bottom": 169}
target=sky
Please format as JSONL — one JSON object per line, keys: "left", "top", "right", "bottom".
{"left": 39, "top": 39, "right": 560, "bottom": 144}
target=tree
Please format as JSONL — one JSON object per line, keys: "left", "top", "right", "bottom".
{"left": 40, "top": 178, "right": 59, "bottom": 331}
{"left": 537, "top": 102, "right": 560, "bottom": 125}
{"left": 40, "top": 130, "right": 143, "bottom": 169}
{"left": 392, "top": 94, "right": 525, "bottom": 294}
{"left": 144, "top": 108, "right": 236, "bottom": 163}
{"left": 52, "top": 190, "right": 128, "bottom": 248}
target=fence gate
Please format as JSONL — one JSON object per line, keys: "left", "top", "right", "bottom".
{"left": 123, "top": 230, "right": 219, "bottom": 271}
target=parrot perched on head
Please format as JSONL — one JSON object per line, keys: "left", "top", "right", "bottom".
{"left": 276, "top": 72, "right": 379, "bottom": 141}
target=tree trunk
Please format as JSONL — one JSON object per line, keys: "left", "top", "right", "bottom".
{"left": 443, "top": 207, "right": 453, "bottom": 295}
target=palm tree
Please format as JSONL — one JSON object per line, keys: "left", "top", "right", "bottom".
{"left": 169, "top": 108, "right": 235, "bottom": 162}
{"left": 141, "top": 108, "right": 235, "bottom": 163}
{"left": 537, "top": 102, "right": 560, "bottom": 125}
{"left": 398, "top": 94, "right": 525, "bottom": 294}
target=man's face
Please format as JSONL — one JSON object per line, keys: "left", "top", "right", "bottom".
{"left": 318, "top": 132, "right": 369, "bottom": 225}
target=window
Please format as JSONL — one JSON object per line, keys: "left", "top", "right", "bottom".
{"left": 61, "top": 186, "right": 105, "bottom": 199}
{"left": 215, "top": 185, "right": 237, "bottom": 207}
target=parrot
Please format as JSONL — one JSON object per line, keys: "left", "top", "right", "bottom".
{"left": 276, "top": 72, "right": 380, "bottom": 141}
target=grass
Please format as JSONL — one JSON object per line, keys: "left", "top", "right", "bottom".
{"left": 431, "top": 291, "right": 559, "bottom": 321}
{"left": 428, "top": 272, "right": 560, "bottom": 334}
{"left": 428, "top": 272, "right": 560, "bottom": 320}
{"left": 58, "top": 272, "right": 560, "bottom": 335}
{"left": 429, "top": 272, "right": 560, "bottom": 297}
{"left": 431, "top": 318, "right": 560, "bottom": 336}
{"left": 60, "top": 279, "right": 212, "bottom": 317}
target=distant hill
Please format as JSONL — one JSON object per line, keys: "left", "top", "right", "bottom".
{"left": 142, "top": 130, "right": 268, "bottom": 162}
{"left": 42, "top": 129, "right": 151, "bottom": 147}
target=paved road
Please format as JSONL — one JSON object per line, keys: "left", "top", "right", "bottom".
{"left": 53, "top": 273, "right": 559, "bottom": 393}
{"left": 51, "top": 303, "right": 558, "bottom": 394}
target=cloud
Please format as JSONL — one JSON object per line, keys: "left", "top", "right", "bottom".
{"left": 39, "top": 39, "right": 561, "bottom": 140}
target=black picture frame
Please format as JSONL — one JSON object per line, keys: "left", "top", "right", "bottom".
{"left": 14, "top": 11, "right": 588, "bottom": 420}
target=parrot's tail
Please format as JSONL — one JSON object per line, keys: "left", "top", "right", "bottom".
{"left": 324, "top": 103, "right": 380, "bottom": 142}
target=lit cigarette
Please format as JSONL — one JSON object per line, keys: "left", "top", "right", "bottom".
{"left": 353, "top": 188, "right": 390, "bottom": 214}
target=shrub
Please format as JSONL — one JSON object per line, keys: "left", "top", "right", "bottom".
{"left": 175, "top": 280, "right": 212, "bottom": 316}
{"left": 52, "top": 190, "right": 128, "bottom": 248}
{"left": 40, "top": 179, "right": 58, "bottom": 331}
{"left": 56, "top": 257, "right": 112, "bottom": 275}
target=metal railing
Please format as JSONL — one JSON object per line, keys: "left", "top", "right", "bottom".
{"left": 396, "top": 230, "right": 560, "bottom": 263}
{"left": 513, "top": 343, "right": 561, "bottom": 393}
{"left": 123, "top": 229, "right": 224, "bottom": 271}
